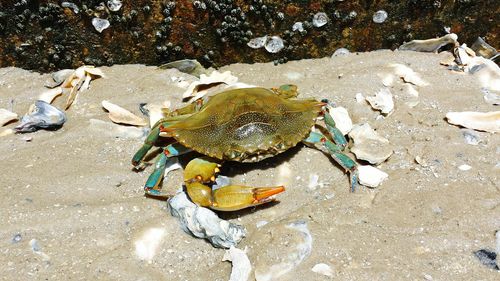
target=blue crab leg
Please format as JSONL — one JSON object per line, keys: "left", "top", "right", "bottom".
{"left": 184, "top": 157, "right": 285, "bottom": 211}
{"left": 322, "top": 108, "right": 348, "bottom": 149}
{"left": 132, "top": 126, "right": 161, "bottom": 166}
{"left": 304, "top": 131, "right": 359, "bottom": 192}
{"left": 144, "top": 143, "right": 192, "bottom": 197}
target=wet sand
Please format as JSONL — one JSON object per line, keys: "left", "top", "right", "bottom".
{"left": 0, "top": 50, "right": 499, "bottom": 280}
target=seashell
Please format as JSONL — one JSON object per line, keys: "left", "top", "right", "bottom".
{"left": 44, "top": 69, "right": 74, "bottom": 88}
{"left": 311, "top": 263, "right": 334, "bottom": 277}
{"left": 159, "top": 59, "right": 206, "bottom": 78}
{"left": 182, "top": 70, "right": 239, "bottom": 101}
{"left": 264, "top": 36, "right": 284, "bottom": 53}
{"left": 92, "top": 18, "right": 110, "bottom": 33}
{"left": 0, "top": 108, "right": 18, "bottom": 126}
{"left": 372, "top": 10, "right": 388, "bottom": 23}
{"left": 168, "top": 189, "right": 246, "bottom": 248}
{"left": 107, "top": 0, "right": 122, "bottom": 12}
{"left": 358, "top": 165, "right": 388, "bottom": 187}
{"left": 390, "top": 63, "right": 429, "bottom": 86}
{"left": 61, "top": 66, "right": 105, "bottom": 109}
{"left": 366, "top": 88, "right": 394, "bottom": 115}
{"left": 349, "top": 123, "right": 393, "bottom": 164}
{"left": 328, "top": 106, "right": 353, "bottom": 135}
{"left": 247, "top": 36, "right": 268, "bottom": 49}
{"left": 446, "top": 111, "right": 500, "bottom": 133}
{"left": 332, "top": 48, "right": 350, "bottom": 57}
{"left": 312, "top": 12, "right": 329, "bottom": 27}
{"left": 292, "top": 22, "right": 304, "bottom": 32}
{"left": 38, "top": 87, "right": 63, "bottom": 104}
{"left": 14, "top": 100, "right": 66, "bottom": 133}
{"left": 471, "top": 37, "right": 498, "bottom": 59}
{"left": 454, "top": 43, "right": 474, "bottom": 66}
{"left": 222, "top": 246, "right": 252, "bottom": 281}
{"left": 253, "top": 221, "right": 312, "bottom": 281}
{"left": 399, "top": 33, "right": 458, "bottom": 52}
{"left": 102, "top": 100, "right": 148, "bottom": 126}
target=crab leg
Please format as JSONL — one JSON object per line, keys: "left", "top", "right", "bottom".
{"left": 304, "top": 131, "right": 359, "bottom": 192}
{"left": 322, "top": 108, "right": 348, "bottom": 149}
{"left": 184, "top": 157, "right": 285, "bottom": 211}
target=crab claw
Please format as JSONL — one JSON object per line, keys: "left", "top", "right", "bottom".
{"left": 211, "top": 185, "right": 285, "bottom": 211}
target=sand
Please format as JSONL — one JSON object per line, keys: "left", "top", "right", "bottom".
{"left": 0, "top": 50, "right": 499, "bottom": 280}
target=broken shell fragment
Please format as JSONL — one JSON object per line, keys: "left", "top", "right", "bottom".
{"left": 446, "top": 111, "right": 500, "bottom": 133}
{"left": 366, "top": 88, "right": 394, "bottom": 115}
{"left": 14, "top": 101, "right": 66, "bottom": 133}
{"left": 182, "top": 70, "right": 239, "bottom": 102}
{"left": 0, "top": 108, "right": 18, "bottom": 126}
{"left": 247, "top": 36, "right": 268, "bottom": 49}
{"left": 312, "top": 12, "right": 328, "bottom": 27}
{"left": 471, "top": 37, "right": 498, "bottom": 59}
{"left": 328, "top": 106, "right": 353, "bottom": 135}
{"left": 38, "top": 87, "right": 63, "bottom": 104}
{"left": 390, "top": 63, "right": 429, "bottom": 86}
{"left": 101, "top": 100, "right": 148, "bottom": 126}
{"left": 358, "top": 165, "right": 388, "bottom": 187}
{"left": 311, "top": 263, "right": 334, "bottom": 277}
{"left": 399, "top": 33, "right": 458, "bottom": 52}
{"left": 168, "top": 190, "right": 246, "bottom": 248}
{"left": 264, "top": 36, "right": 284, "bottom": 53}
{"left": 44, "top": 69, "right": 74, "bottom": 88}
{"left": 292, "top": 22, "right": 304, "bottom": 32}
{"left": 349, "top": 123, "right": 393, "bottom": 164}
{"left": 92, "top": 18, "right": 110, "bottom": 33}
{"left": 222, "top": 246, "right": 252, "bottom": 281}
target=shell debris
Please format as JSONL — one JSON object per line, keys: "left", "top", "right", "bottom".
{"left": 328, "top": 106, "right": 353, "bottom": 135}
{"left": 15, "top": 100, "right": 67, "bottom": 133}
{"left": 390, "top": 63, "right": 429, "bottom": 87}
{"left": 247, "top": 36, "right": 268, "bottom": 49}
{"left": 182, "top": 70, "right": 239, "bottom": 102}
{"left": 366, "top": 88, "right": 394, "bottom": 115}
{"left": 349, "top": 123, "right": 393, "bottom": 164}
{"left": 446, "top": 111, "right": 500, "bottom": 133}
{"left": 101, "top": 100, "right": 148, "bottom": 127}
{"left": 311, "top": 263, "right": 334, "bottom": 277}
{"left": 222, "top": 246, "right": 252, "bottom": 281}
{"left": 264, "top": 36, "right": 284, "bottom": 53}
{"left": 0, "top": 108, "right": 18, "bottom": 126}
{"left": 92, "top": 18, "right": 110, "bottom": 33}
{"left": 399, "top": 34, "right": 458, "bottom": 52}
{"left": 358, "top": 165, "right": 389, "bottom": 187}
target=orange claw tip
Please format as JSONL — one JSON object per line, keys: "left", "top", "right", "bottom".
{"left": 254, "top": 186, "right": 286, "bottom": 202}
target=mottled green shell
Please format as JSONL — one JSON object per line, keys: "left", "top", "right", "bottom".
{"left": 169, "top": 87, "right": 322, "bottom": 162}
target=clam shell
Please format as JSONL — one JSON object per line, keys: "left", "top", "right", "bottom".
{"left": 14, "top": 100, "right": 66, "bottom": 133}
{"left": 101, "top": 100, "right": 148, "bottom": 126}
{"left": 366, "top": 88, "right": 394, "bottom": 115}
{"left": 446, "top": 111, "right": 500, "bottom": 133}
{"left": 399, "top": 33, "right": 458, "bottom": 52}
{"left": 0, "top": 108, "right": 18, "bottom": 126}
{"left": 349, "top": 123, "right": 393, "bottom": 164}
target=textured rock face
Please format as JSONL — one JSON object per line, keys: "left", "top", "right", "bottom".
{"left": 0, "top": 0, "right": 498, "bottom": 72}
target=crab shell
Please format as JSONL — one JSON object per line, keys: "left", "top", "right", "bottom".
{"left": 163, "top": 87, "right": 324, "bottom": 162}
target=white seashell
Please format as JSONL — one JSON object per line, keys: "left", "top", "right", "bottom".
{"left": 292, "top": 22, "right": 304, "bottom": 32}
{"left": 366, "top": 88, "right": 394, "bottom": 115}
{"left": 358, "top": 165, "right": 388, "bottom": 187}
{"left": 222, "top": 246, "right": 252, "bottom": 281}
{"left": 332, "top": 48, "right": 350, "bottom": 57}
{"left": 390, "top": 63, "right": 429, "bottom": 86}
{"left": 455, "top": 43, "right": 473, "bottom": 66}
{"left": 107, "top": 0, "right": 122, "bottom": 12}
{"left": 38, "top": 87, "right": 63, "bottom": 104}
{"left": 329, "top": 106, "right": 353, "bottom": 135}
{"left": 168, "top": 189, "right": 246, "bottom": 248}
{"left": 15, "top": 101, "right": 67, "bottom": 133}
{"left": 0, "top": 108, "right": 18, "bottom": 126}
{"left": 134, "top": 227, "right": 166, "bottom": 262}
{"left": 182, "top": 70, "right": 239, "bottom": 101}
{"left": 92, "top": 18, "right": 110, "bottom": 33}
{"left": 372, "top": 10, "right": 388, "bottom": 23}
{"left": 101, "top": 100, "right": 148, "bottom": 126}
{"left": 311, "top": 263, "right": 334, "bottom": 277}
{"left": 312, "top": 12, "right": 329, "bottom": 27}
{"left": 349, "top": 123, "right": 393, "bottom": 164}
{"left": 399, "top": 33, "right": 458, "bottom": 52}
{"left": 264, "top": 36, "right": 284, "bottom": 53}
{"left": 446, "top": 111, "right": 500, "bottom": 133}
{"left": 247, "top": 36, "right": 268, "bottom": 49}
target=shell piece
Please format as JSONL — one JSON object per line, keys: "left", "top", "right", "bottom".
{"left": 101, "top": 100, "right": 148, "bottom": 126}
{"left": 253, "top": 221, "right": 312, "bottom": 281}
{"left": 292, "top": 22, "right": 304, "bottom": 32}
{"left": 14, "top": 100, "right": 66, "bottom": 133}
{"left": 446, "top": 111, "right": 500, "bottom": 133}
{"left": 222, "top": 246, "right": 252, "bottom": 281}
{"left": 471, "top": 37, "right": 498, "bottom": 59}
{"left": 264, "top": 36, "right": 284, "bottom": 53}
{"left": 38, "top": 87, "right": 63, "bottom": 104}
{"left": 107, "top": 0, "right": 122, "bottom": 12}
{"left": 0, "top": 108, "right": 18, "bottom": 126}
{"left": 182, "top": 70, "right": 239, "bottom": 102}
{"left": 92, "top": 18, "right": 110, "bottom": 33}
{"left": 366, "top": 88, "right": 394, "bottom": 115}
{"left": 332, "top": 48, "right": 350, "bottom": 57}
{"left": 247, "top": 36, "right": 268, "bottom": 49}
{"left": 358, "top": 165, "right": 388, "bottom": 187}
{"left": 390, "top": 63, "right": 429, "bottom": 86}
{"left": 399, "top": 33, "right": 458, "bottom": 52}
{"left": 349, "top": 123, "right": 393, "bottom": 164}
{"left": 168, "top": 190, "right": 246, "bottom": 248}
{"left": 311, "top": 263, "right": 334, "bottom": 277}
{"left": 56, "top": 66, "right": 105, "bottom": 109}
{"left": 328, "top": 106, "right": 353, "bottom": 135}
{"left": 372, "top": 10, "right": 388, "bottom": 23}
{"left": 312, "top": 12, "right": 329, "bottom": 27}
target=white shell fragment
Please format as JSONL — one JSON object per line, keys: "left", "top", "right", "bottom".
{"left": 38, "top": 87, "right": 63, "bottom": 104}
{"left": 329, "top": 106, "right": 353, "bottom": 135}
{"left": 366, "top": 88, "right": 394, "bottom": 115}
{"left": 265, "top": 36, "right": 284, "bottom": 53}
{"left": 0, "top": 108, "right": 18, "bottom": 126}
{"left": 182, "top": 70, "right": 241, "bottom": 102}
{"left": 168, "top": 190, "right": 246, "bottom": 248}
{"left": 247, "top": 36, "right": 268, "bottom": 49}
{"left": 312, "top": 12, "right": 329, "bottom": 28}
{"left": 107, "top": 0, "right": 122, "bottom": 12}
{"left": 15, "top": 101, "right": 66, "bottom": 133}
{"left": 358, "top": 165, "right": 389, "bottom": 187}
{"left": 390, "top": 63, "right": 429, "bottom": 86}
{"left": 332, "top": 48, "right": 350, "bottom": 57}
{"left": 292, "top": 22, "right": 304, "bottom": 32}
{"left": 311, "top": 263, "right": 334, "bottom": 277}
{"left": 223, "top": 246, "right": 252, "bottom": 281}
{"left": 92, "top": 18, "right": 110, "bottom": 33}
{"left": 134, "top": 227, "right": 166, "bottom": 262}
{"left": 101, "top": 100, "right": 148, "bottom": 126}
{"left": 372, "top": 10, "right": 388, "bottom": 23}
{"left": 253, "top": 221, "right": 312, "bottom": 281}
{"left": 349, "top": 123, "right": 393, "bottom": 164}
{"left": 446, "top": 111, "right": 500, "bottom": 133}
{"left": 458, "top": 164, "right": 472, "bottom": 171}
{"left": 399, "top": 34, "right": 458, "bottom": 52}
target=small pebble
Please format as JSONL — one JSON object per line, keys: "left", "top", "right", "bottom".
{"left": 372, "top": 10, "right": 388, "bottom": 23}
{"left": 458, "top": 164, "right": 472, "bottom": 171}
{"left": 107, "top": 0, "right": 122, "bottom": 12}
{"left": 12, "top": 233, "right": 22, "bottom": 243}
{"left": 461, "top": 129, "right": 481, "bottom": 145}
{"left": 92, "top": 18, "right": 110, "bottom": 33}
{"left": 311, "top": 263, "right": 334, "bottom": 277}
{"left": 30, "top": 239, "right": 41, "bottom": 252}
{"left": 292, "top": 22, "right": 304, "bottom": 32}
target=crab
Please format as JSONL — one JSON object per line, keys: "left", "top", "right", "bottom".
{"left": 132, "top": 85, "right": 358, "bottom": 211}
